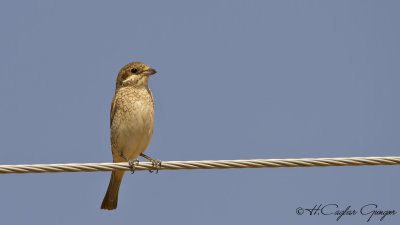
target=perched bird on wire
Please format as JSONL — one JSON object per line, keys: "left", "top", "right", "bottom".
{"left": 101, "top": 62, "right": 161, "bottom": 210}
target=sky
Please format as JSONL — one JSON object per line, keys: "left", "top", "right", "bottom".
{"left": 0, "top": 0, "right": 399, "bottom": 224}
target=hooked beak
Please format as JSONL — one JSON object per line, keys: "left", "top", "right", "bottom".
{"left": 143, "top": 68, "right": 157, "bottom": 76}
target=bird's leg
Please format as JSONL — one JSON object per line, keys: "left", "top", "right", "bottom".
{"left": 119, "top": 152, "right": 139, "bottom": 174}
{"left": 140, "top": 153, "right": 162, "bottom": 173}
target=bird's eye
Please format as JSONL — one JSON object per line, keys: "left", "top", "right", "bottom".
{"left": 130, "top": 68, "right": 138, "bottom": 73}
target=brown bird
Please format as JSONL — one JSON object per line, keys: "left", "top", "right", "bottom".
{"left": 101, "top": 62, "right": 161, "bottom": 210}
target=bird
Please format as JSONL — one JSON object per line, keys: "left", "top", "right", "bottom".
{"left": 101, "top": 62, "right": 161, "bottom": 210}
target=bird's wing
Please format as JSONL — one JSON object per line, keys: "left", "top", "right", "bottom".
{"left": 110, "top": 94, "right": 117, "bottom": 128}
{"left": 148, "top": 87, "right": 155, "bottom": 108}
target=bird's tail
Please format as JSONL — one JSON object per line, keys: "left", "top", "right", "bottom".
{"left": 101, "top": 170, "right": 125, "bottom": 210}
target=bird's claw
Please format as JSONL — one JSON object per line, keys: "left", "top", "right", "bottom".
{"left": 128, "top": 159, "right": 139, "bottom": 174}
{"left": 149, "top": 159, "right": 162, "bottom": 174}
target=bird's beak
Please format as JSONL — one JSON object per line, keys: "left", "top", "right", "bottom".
{"left": 143, "top": 68, "right": 157, "bottom": 76}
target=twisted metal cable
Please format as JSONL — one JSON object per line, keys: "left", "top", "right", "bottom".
{"left": 0, "top": 156, "right": 399, "bottom": 174}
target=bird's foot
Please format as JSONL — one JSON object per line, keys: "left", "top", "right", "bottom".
{"left": 128, "top": 159, "right": 140, "bottom": 174}
{"left": 149, "top": 159, "right": 162, "bottom": 174}
{"left": 140, "top": 153, "right": 162, "bottom": 174}
{"left": 119, "top": 152, "right": 139, "bottom": 174}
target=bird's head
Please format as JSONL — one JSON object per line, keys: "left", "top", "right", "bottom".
{"left": 116, "top": 62, "right": 157, "bottom": 89}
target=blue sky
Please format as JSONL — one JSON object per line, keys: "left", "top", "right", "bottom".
{"left": 0, "top": 1, "right": 399, "bottom": 224}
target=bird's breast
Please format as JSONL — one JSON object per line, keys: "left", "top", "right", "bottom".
{"left": 110, "top": 87, "right": 154, "bottom": 160}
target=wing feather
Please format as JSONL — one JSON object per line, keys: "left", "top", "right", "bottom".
{"left": 110, "top": 94, "right": 117, "bottom": 128}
